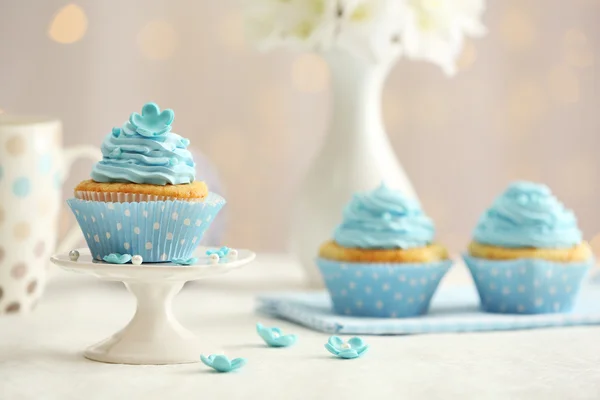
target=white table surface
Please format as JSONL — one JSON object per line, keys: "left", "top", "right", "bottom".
{"left": 2, "top": 254, "right": 600, "bottom": 400}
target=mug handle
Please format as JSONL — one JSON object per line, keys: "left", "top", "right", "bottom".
{"left": 55, "top": 145, "right": 102, "bottom": 255}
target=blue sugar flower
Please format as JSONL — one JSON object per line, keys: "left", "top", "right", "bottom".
{"left": 206, "top": 246, "right": 230, "bottom": 258}
{"left": 172, "top": 257, "right": 198, "bottom": 266}
{"left": 129, "top": 102, "right": 174, "bottom": 137}
{"left": 324, "top": 336, "right": 368, "bottom": 359}
{"left": 256, "top": 323, "right": 297, "bottom": 348}
{"left": 103, "top": 253, "right": 132, "bottom": 264}
{"left": 200, "top": 355, "right": 247, "bottom": 373}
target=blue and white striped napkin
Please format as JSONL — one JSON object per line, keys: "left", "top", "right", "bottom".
{"left": 257, "top": 284, "right": 600, "bottom": 335}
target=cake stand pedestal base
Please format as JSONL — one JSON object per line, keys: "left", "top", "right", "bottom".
{"left": 50, "top": 247, "right": 255, "bottom": 365}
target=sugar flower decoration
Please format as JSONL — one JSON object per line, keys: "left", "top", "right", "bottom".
{"left": 256, "top": 323, "right": 298, "bottom": 348}
{"left": 172, "top": 257, "right": 198, "bottom": 266}
{"left": 244, "top": 0, "right": 486, "bottom": 75}
{"left": 129, "top": 102, "right": 174, "bottom": 137}
{"left": 102, "top": 253, "right": 132, "bottom": 264}
{"left": 206, "top": 247, "right": 231, "bottom": 258}
{"left": 399, "top": 0, "right": 487, "bottom": 75}
{"left": 325, "top": 336, "right": 368, "bottom": 359}
{"left": 200, "top": 355, "right": 247, "bottom": 373}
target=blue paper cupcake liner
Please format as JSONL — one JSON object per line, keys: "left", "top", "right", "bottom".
{"left": 317, "top": 258, "right": 453, "bottom": 318}
{"left": 463, "top": 254, "right": 593, "bottom": 314}
{"left": 67, "top": 193, "right": 225, "bottom": 262}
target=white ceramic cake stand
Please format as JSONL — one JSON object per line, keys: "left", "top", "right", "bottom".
{"left": 50, "top": 247, "right": 255, "bottom": 365}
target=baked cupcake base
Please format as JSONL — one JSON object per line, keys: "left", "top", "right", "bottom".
{"left": 468, "top": 241, "right": 592, "bottom": 262}
{"left": 317, "top": 258, "right": 452, "bottom": 318}
{"left": 75, "top": 180, "right": 209, "bottom": 202}
{"left": 319, "top": 240, "right": 448, "bottom": 263}
{"left": 463, "top": 254, "right": 592, "bottom": 314}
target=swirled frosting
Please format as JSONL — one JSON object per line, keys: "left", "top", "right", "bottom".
{"left": 333, "top": 184, "right": 435, "bottom": 249}
{"left": 473, "top": 181, "right": 582, "bottom": 248}
{"left": 91, "top": 103, "right": 195, "bottom": 185}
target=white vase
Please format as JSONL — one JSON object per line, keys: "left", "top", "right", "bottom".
{"left": 291, "top": 49, "right": 417, "bottom": 287}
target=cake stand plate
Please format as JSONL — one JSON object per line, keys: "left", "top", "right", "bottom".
{"left": 50, "top": 247, "right": 255, "bottom": 365}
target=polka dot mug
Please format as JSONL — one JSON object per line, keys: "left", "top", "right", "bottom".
{"left": 0, "top": 116, "right": 100, "bottom": 315}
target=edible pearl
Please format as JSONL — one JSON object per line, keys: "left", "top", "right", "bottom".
{"left": 228, "top": 249, "right": 238, "bottom": 260}
{"left": 341, "top": 342, "right": 351, "bottom": 350}
{"left": 69, "top": 250, "right": 80, "bottom": 261}
{"left": 272, "top": 332, "right": 280, "bottom": 338}
{"left": 131, "top": 255, "right": 143, "bottom": 265}
{"left": 209, "top": 254, "right": 220, "bottom": 264}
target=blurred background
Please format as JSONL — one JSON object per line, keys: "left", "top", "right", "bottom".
{"left": 0, "top": 0, "right": 599, "bottom": 254}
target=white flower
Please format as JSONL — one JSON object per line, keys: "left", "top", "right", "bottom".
{"left": 400, "top": 0, "right": 487, "bottom": 75}
{"left": 335, "top": 0, "right": 405, "bottom": 62}
{"left": 243, "top": 0, "right": 487, "bottom": 74}
{"left": 243, "top": 0, "right": 338, "bottom": 51}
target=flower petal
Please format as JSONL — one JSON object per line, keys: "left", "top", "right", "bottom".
{"left": 324, "top": 343, "right": 340, "bottom": 356}
{"left": 338, "top": 349, "right": 360, "bottom": 359}
{"left": 272, "top": 327, "right": 283, "bottom": 335}
{"left": 356, "top": 345, "right": 369, "bottom": 356}
{"left": 211, "top": 355, "right": 232, "bottom": 372}
{"left": 348, "top": 337, "right": 365, "bottom": 349}
{"left": 200, "top": 354, "right": 214, "bottom": 367}
{"left": 230, "top": 358, "right": 247, "bottom": 370}
{"left": 328, "top": 335, "right": 344, "bottom": 349}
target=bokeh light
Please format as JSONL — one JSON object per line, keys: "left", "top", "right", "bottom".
{"left": 218, "top": 11, "right": 246, "bottom": 51}
{"left": 137, "top": 20, "right": 179, "bottom": 60}
{"left": 563, "top": 29, "right": 594, "bottom": 68}
{"left": 499, "top": 8, "right": 536, "bottom": 50}
{"left": 508, "top": 81, "right": 546, "bottom": 123}
{"left": 291, "top": 54, "right": 329, "bottom": 93}
{"left": 48, "top": 4, "right": 88, "bottom": 44}
{"left": 457, "top": 40, "right": 477, "bottom": 71}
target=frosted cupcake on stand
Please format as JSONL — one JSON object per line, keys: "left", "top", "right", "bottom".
{"left": 68, "top": 102, "right": 225, "bottom": 263}
{"left": 317, "top": 184, "right": 453, "bottom": 318}
{"left": 464, "top": 181, "right": 593, "bottom": 314}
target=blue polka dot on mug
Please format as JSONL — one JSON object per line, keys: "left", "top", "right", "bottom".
{"left": 12, "top": 177, "right": 30, "bottom": 197}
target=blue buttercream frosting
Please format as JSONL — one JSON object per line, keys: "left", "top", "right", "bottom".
{"left": 473, "top": 181, "right": 582, "bottom": 248}
{"left": 333, "top": 184, "right": 435, "bottom": 249}
{"left": 91, "top": 102, "right": 196, "bottom": 185}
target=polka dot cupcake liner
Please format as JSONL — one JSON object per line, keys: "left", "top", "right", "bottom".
{"left": 67, "top": 193, "right": 225, "bottom": 262}
{"left": 463, "top": 254, "right": 593, "bottom": 314}
{"left": 317, "top": 258, "right": 453, "bottom": 318}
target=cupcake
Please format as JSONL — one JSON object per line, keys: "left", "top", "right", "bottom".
{"left": 464, "top": 181, "right": 594, "bottom": 314}
{"left": 317, "top": 184, "right": 453, "bottom": 318}
{"left": 68, "top": 102, "right": 225, "bottom": 262}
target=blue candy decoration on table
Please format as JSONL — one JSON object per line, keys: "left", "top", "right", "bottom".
{"left": 256, "top": 323, "right": 297, "bottom": 347}
{"left": 172, "top": 257, "right": 198, "bottom": 265}
{"left": 325, "top": 336, "right": 368, "bottom": 359}
{"left": 129, "top": 102, "right": 174, "bottom": 137}
{"left": 200, "top": 355, "right": 247, "bottom": 373}
{"left": 206, "top": 247, "right": 230, "bottom": 258}
{"left": 102, "top": 253, "right": 132, "bottom": 264}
